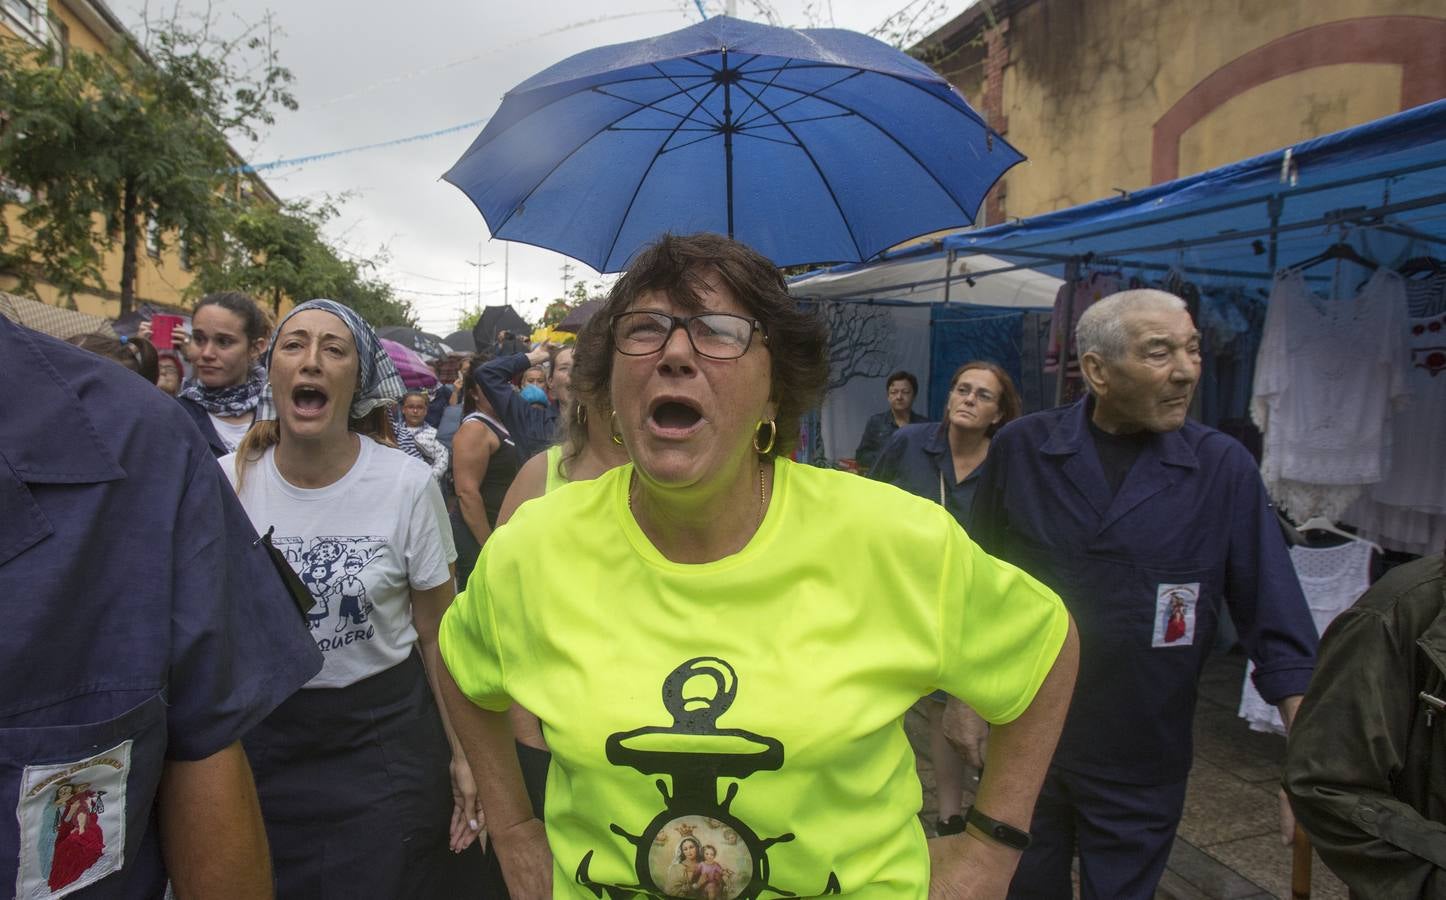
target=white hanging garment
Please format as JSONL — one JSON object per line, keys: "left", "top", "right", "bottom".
{"left": 1238, "top": 540, "right": 1374, "bottom": 735}
{"left": 1253, "top": 268, "right": 1412, "bottom": 520}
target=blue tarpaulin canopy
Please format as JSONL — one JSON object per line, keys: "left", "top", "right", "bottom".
{"left": 792, "top": 99, "right": 1446, "bottom": 294}
{"left": 787, "top": 100, "right": 1446, "bottom": 461}
{"left": 952, "top": 99, "right": 1446, "bottom": 279}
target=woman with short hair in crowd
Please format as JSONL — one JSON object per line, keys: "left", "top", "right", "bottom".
{"left": 437, "top": 233, "right": 1075, "bottom": 898}
{"left": 870, "top": 360, "right": 1022, "bottom": 837}
{"left": 220, "top": 299, "right": 482, "bottom": 897}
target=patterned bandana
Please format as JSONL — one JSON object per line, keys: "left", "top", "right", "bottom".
{"left": 254, "top": 299, "right": 406, "bottom": 423}
{"left": 177, "top": 364, "right": 267, "bottom": 417}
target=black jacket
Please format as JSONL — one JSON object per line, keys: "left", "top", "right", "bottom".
{"left": 1285, "top": 554, "right": 1446, "bottom": 898}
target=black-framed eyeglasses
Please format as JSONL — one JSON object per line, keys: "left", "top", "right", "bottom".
{"left": 610, "top": 311, "right": 767, "bottom": 360}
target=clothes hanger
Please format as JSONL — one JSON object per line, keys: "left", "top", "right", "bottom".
{"left": 1398, "top": 256, "right": 1444, "bottom": 278}
{"left": 1287, "top": 241, "right": 1379, "bottom": 272}
{"left": 1295, "top": 515, "right": 1383, "bottom": 555}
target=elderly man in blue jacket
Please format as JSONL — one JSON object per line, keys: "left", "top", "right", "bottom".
{"left": 961, "top": 289, "right": 1317, "bottom": 900}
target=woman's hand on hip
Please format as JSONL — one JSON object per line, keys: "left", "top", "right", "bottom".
{"left": 493, "top": 817, "right": 553, "bottom": 900}
{"left": 448, "top": 753, "right": 482, "bottom": 852}
{"left": 928, "top": 832, "right": 1020, "bottom": 900}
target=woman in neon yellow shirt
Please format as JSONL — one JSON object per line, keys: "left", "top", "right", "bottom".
{"left": 439, "top": 233, "right": 1079, "bottom": 899}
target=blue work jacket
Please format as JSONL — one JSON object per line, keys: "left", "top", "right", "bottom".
{"left": 175, "top": 394, "right": 228, "bottom": 457}
{"left": 869, "top": 422, "right": 983, "bottom": 530}
{"left": 473, "top": 352, "right": 558, "bottom": 460}
{"left": 971, "top": 397, "right": 1317, "bottom": 784}
{"left": 853, "top": 408, "right": 928, "bottom": 470}
{"left": 0, "top": 317, "right": 321, "bottom": 896}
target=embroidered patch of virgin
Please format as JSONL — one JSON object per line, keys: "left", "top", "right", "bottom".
{"left": 14, "top": 740, "right": 131, "bottom": 900}
{"left": 1152, "top": 583, "right": 1200, "bottom": 648}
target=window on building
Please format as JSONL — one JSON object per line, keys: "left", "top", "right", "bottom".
{"left": 179, "top": 231, "right": 192, "bottom": 271}
{"left": 146, "top": 216, "right": 162, "bottom": 260}
{"left": 1, "top": 0, "right": 48, "bottom": 47}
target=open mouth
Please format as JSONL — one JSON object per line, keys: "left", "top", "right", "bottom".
{"left": 291, "top": 384, "right": 330, "bottom": 416}
{"left": 647, "top": 398, "right": 704, "bottom": 436}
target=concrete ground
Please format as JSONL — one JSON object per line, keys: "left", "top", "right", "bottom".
{"left": 909, "top": 649, "right": 1348, "bottom": 899}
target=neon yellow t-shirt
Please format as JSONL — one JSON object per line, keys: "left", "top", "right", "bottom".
{"left": 544, "top": 443, "right": 568, "bottom": 495}
{"left": 441, "top": 458, "right": 1067, "bottom": 898}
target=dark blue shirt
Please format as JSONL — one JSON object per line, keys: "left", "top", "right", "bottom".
{"left": 0, "top": 317, "right": 321, "bottom": 896}
{"left": 971, "top": 397, "right": 1317, "bottom": 784}
{"left": 869, "top": 422, "right": 984, "bottom": 530}
{"left": 175, "top": 394, "right": 229, "bottom": 458}
{"left": 853, "top": 408, "right": 928, "bottom": 471}
{"left": 473, "top": 352, "right": 558, "bottom": 460}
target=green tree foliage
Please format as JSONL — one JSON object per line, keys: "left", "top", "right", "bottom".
{"left": 0, "top": 10, "right": 296, "bottom": 313}
{"left": 189, "top": 196, "right": 415, "bottom": 328}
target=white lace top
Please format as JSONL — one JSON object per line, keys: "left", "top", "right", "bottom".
{"left": 1238, "top": 540, "right": 1372, "bottom": 735}
{"left": 1252, "top": 268, "right": 1412, "bottom": 520}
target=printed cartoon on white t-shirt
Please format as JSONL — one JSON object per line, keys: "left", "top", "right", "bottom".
{"left": 275, "top": 535, "right": 387, "bottom": 645}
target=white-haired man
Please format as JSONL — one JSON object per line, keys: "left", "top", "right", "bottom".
{"left": 963, "top": 289, "right": 1317, "bottom": 899}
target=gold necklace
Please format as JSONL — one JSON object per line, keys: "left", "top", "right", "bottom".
{"left": 628, "top": 462, "right": 769, "bottom": 522}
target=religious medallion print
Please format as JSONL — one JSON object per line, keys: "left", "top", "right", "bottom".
{"left": 576, "top": 657, "right": 840, "bottom": 899}
{"left": 14, "top": 741, "right": 131, "bottom": 899}
{"left": 1152, "top": 582, "right": 1200, "bottom": 648}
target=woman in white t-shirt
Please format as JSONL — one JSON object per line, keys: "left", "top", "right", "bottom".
{"left": 168, "top": 292, "right": 273, "bottom": 456}
{"left": 221, "top": 299, "right": 485, "bottom": 896}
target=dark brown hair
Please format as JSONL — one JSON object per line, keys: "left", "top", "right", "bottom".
{"left": 950, "top": 360, "right": 1021, "bottom": 436}
{"left": 68, "top": 334, "right": 159, "bottom": 384}
{"left": 194, "top": 291, "right": 272, "bottom": 344}
{"left": 571, "top": 232, "right": 829, "bottom": 457}
{"left": 886, "top": 370, "right": 918, "bottom": 395}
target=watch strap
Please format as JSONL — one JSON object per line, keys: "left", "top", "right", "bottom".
{"left": 964, "top": 805, "right": 1032, "bottom": 850}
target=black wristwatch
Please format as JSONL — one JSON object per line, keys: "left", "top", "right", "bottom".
{"left": 964, "top": 805, "right": 1032, "bottom": 850}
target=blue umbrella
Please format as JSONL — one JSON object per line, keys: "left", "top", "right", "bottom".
{"left": 443, "top": 15, "right": 1023, "bottom": 273}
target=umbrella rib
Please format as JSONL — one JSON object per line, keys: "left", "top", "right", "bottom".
{"left": 601, "top": 79, "right": 728, "bottom": 269}
{"left": 593, "top": 86, "right": 718, "bottom": 129}
{"left": 490, "top": 80, "right": 724, "bottom": 237}
{"left": 735, "top": 72, "right": 984, "bottom": 218}
{"left": 656, "top": 130, "right": 724, "bottom": 154}
{"left": 732, "top": 56, "right": 792, "bottom": 127}
{"left": 740, "top": 111, "right": 855, "bottom": 130}
{"left": 727, "top": 78, "right": 866, "bottom": 262}
{"left": 645, "top": 62, "right": 726, "bottom": 128}
{"left": 734, "top": 69, "right": 864, "bottom": 130}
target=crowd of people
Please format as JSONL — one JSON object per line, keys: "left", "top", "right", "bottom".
{"left": 5, "top": 230, "right": 1439, "bottom": 900}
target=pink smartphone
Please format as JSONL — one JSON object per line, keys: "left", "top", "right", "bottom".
{"left": 150, "top": 314, "right": 182, "bottom": 349}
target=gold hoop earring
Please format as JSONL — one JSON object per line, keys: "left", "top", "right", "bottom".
{"left": 576, "top": 403, "right": 588, "bottom": 427}
{"left": 610, "top": 411, "right": 624, "bottom": 445}
{"left": 753, "top": 417, "right": 777, "bottom": 455}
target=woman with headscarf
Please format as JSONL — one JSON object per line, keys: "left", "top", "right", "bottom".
{"left": 219, "top": 299, "right": 483, "bottom": 897}
{"left": 160, "top": 292, "right": 273, "bottom": 457}
{"left": 436, "top": 234, "right": 1079, "bottom": 899}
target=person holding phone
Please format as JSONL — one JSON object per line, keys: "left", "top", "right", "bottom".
{"left": 161, "top": 292, "right": 272, "bottom": 457}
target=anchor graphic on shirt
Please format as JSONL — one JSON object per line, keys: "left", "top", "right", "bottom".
{"left": 575, "top": 657, "right": 841, "bottom": 899}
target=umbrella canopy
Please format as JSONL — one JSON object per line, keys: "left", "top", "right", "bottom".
{"left": 377, "top": 326, "right": 452, "bottom": 360}
{"left": 555, "top": 298, "right": 605, "bottom": 333}
{"left": 471, "top": 304, "right": 532, "bottom": 351}
{"left": 380, "top": 338, "right": 439, "bottom": 389}
{"left": 444, "top": 15, "right": 1022, "bottom": 273}
{"left": 0, "top": 293, "right": 118, "bottom": 340}
{"left": 443, "top": 330, "right": 478, "bottom": 353}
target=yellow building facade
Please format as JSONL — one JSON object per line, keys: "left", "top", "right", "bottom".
{"left": 0, "top": 0, "right": 278, "bottom": 319}
{"left": 920, "top": 0, "right": 1446, "bottom": 224}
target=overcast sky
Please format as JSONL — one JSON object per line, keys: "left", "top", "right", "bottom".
{"left": 114, "top": 0, "right": 966, "bottom": 336}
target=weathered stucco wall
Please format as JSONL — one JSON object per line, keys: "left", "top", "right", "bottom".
{"left": 955, "top": 0, "right": 1445, "bottom": 221}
